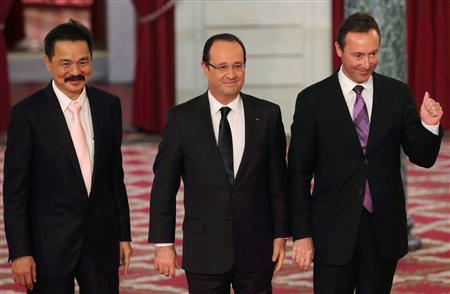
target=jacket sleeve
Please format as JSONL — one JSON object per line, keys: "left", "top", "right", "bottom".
{"left": 401, "top": 86, "right": 443, "bottom": 168}
{"left": 3, "top": 104, "right": 33, "bottom": 260}
{"left": 110, "top": 97, "right": 131, "bottom": 241}
{"left": 148, "top": 109, "right": 183, "bottom": 243}
{"left": 268, "top": 105, "right": 290, "bottom": 238}
{"left": 288, "top": 92, "right": 316, "bottom": 240}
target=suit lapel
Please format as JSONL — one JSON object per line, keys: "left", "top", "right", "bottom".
{"left": 43, "top": 84, "right": 86, "bottom": 192}
{"left": 366, "top": 73, "right": 391, "bottom": 154}
{"left": 86, "top": 86, "right": 103, "bottom": 192}
{"left": 193, "top": 93, "right": 231, "bottom": 187}
{"left": 234, "top": 94, "right": 260, "bottom": 186}
{"left": 325, "top": 74, "right": 362, "bottom": 154}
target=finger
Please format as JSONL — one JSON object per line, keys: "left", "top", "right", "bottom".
{"left": 295, "top": 249, "right": 303, "bottom": 266}
{"left": 274, "top": 250, "right": 285, "bottom": 275}
{"left": 169, "top": 265, "right": 176, "bottom": 278}
{"left": 24, "top": 272, "right": 33, "bottom": 289}
{"left": 123, "top": 251, "right": 131, "bottom": 275}
{"left": 32, "top": 263, "right": 37, "bottom": 283}
{"left": 120, "top": 247, "right": 124, "bottom": 260}
{"left": 273, "top": 258, "right": 282, "bottom": 275}
{"left": 17, "top": 275, "right": 25, "bottom": 288}
{"left": 305, "top": 252, "right": 313, "bottom": 271}
{"left": 291, "top": 247, "right": 297, "bottom": 263}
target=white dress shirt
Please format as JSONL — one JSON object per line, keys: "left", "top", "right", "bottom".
{"left": 338, "top": 67, "right": 439, "bottom": 135}
{"left": 208, "top": 91, "right": 245, "bottom": 177}
{"left": 53, "top": 80, "right": 95, "bottom": 172}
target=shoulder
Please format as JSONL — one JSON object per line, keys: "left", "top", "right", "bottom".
{"left": 86, "top": 86, "right": 120, "bottom": 104}
{"left": 241, "top": 92, "right": 281, "bottom": 113}
{"left": 373, "top": 72, "right": 409, "bottom": 91}
{"left": 301, "top": 74, "right": 336, "bottom": 97}
{"left": 167, "top": 93, "right": 206, "bottom": 118}
{"left": 11, "top": 87, "right": 49, "bottom": 113}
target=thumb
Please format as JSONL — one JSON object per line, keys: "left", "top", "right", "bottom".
{"left": 423, "top": 91, "right": 430, "bottom": 103}
{"left": 272, "top": 245, "right": 279, "bottom": 262}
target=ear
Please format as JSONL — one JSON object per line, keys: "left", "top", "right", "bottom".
{"left": 44, "top": 55, "right": 52, "bottom": 72}
{"left": 201, "top": 62, "right": 208, "bottom": 76}
{"left": 335, "top": 41, "right": 343, "bottom": 58}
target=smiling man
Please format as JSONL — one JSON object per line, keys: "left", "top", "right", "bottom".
{"left": 149, "top": 33, "right": 290, "bottom": 293}
{"left": 288, "top": 12, "right": 443, "bottom": 293}
{"left": 3, "top": 20, "right": 131, "bottom": 293}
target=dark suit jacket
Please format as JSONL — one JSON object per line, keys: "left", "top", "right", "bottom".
{"left": 288, "top": 72, "right": 442, "bottom": 265}
{"left": 149, "top": 92, "right": 290, "bottom": 274}
{"left": 3, "top": 83, "right": 131, "bottom": 276}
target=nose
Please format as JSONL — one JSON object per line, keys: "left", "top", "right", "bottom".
{"left": 363, "top": 56, "right": 370, "bottom": 69}
{"left": 225, "top": 68, "right": 237, "bottom": 79}
{"left": 69, "top": 63, "right": 81, "bottom": 75}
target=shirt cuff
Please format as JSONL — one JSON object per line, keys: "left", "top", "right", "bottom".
{"left": 155, "top": 243, "right": 173, "bottom": 247}
{"left": 421, "top": 121, "right": 440, "bottom": 135}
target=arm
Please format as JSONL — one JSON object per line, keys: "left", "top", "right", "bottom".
{"left": 269, "top": 106, "right": 290, "bottom": 238}
{"left": 110, "top": 98, "right": 132, "bottom": 273}
{"left": 268, "top": 106, "right": 290, "bottom": 274}
{"left": 402, "top": 90, "right": 443, "bottom": 168}
{"left": 111, "top": 97, "right": 131, "bottom": 241}
{"left": 149, "top": 109, "right": 183, "bottom": 277}
{"left": 3, "top": 105, "right": 33, "bottom": 260}
{"left": 287, "top": 92, "right": 316, "bottom": 271}
{"left": 3, "top": 105, "right": 37, "bottom": 288}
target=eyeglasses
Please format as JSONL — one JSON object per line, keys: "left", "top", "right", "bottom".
{"left": 206, "top": 62, "right": 245, "bottom": 73}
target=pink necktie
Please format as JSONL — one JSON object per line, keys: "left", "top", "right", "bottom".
{"left": 68, "top": 102, "right": 91, "bottom": 195}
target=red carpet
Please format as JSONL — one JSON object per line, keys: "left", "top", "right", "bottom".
{"left": 1, "top": 137, "right": 449, "bottom": 293}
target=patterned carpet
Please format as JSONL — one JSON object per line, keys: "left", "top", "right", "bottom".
{"left": 0, "top": 136, "right": 449, "bottom": 293}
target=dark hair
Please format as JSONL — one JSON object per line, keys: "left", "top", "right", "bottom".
{"left": 202, "top": 33, "right": 246, "bottom": 64}
{"left": 337, "top": 12, "right": 381, "bottom": 49}
{"left": 44, "top": 19, "right": 93, "bottom": 59}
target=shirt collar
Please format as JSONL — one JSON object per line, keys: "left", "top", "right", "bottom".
{"left": 338, "top": 65, "right": 373, "bottom": 97}
{"left": 208, "top": 91, "right": 243, "bottom": 116}
{"left": 52, "top": 80, "right": 87, "bottom": 111}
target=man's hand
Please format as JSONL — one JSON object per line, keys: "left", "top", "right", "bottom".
{"left": 120, "top": 241, "right": 132, "bottom": 275}
{"left": 420, "top": 91, "right": 443, "bottom": 126}
{"left": 11, "top": 256, "right": 36, "bottom": 290}
{"left": 292, "top": 237, "right": 314, "bottom": 272}
{"left": 154, "top": 245, "right": 178, "bottom": 278}
{"left": 272, "top": 238, "right": 286, "bottom": 275}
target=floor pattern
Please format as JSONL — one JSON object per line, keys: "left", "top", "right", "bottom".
{"left": 1, "top": 137, "right": 449, "bottom": 293}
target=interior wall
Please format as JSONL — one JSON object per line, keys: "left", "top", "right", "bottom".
{"left": 175, "top": 1, "right": 333, "bottom": 134}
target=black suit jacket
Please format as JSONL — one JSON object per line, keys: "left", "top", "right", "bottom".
{"left": 149, "top": 92, "right": 290, "bottom": 274}
{"left": 3, "top": 83, "right": 131, "bottom": 276}
{"left": 288, "top": 72, "right": 442, "bottom": 265}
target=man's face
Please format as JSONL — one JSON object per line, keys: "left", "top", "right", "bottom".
{"left": 201, "top": 40, "right": 245, "bottom": 103}
{"left": 335, "top": 29, "right": 380, "bottom": 83}
{"left": 44, "top": 40, "right": 92, "bottom": 100}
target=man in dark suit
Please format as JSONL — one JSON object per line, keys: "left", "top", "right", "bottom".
{"left": 3, "top": 20, "right": 132, "bottom": 293}
{"left": 149, "top": 33, "right": 290, "bottom": 293}
{"left": 288, "top": 13, "right": 443, "bottom": 293}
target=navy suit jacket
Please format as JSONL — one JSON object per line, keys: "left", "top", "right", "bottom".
{"left": 3, "top": 83, "right": 131, "bottom": 276}
{"left": 149, "top": 92, "right": 290, "bottom": 274}
{"left": 288, "top": 72, "right": 443, "bottom": 265}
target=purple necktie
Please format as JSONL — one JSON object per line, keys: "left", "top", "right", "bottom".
{"left": 352, "top": 85, "right": 373, "bottom": 213}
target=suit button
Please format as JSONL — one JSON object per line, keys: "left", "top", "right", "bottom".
{"left": 358, "top": 189, "right": 363, "bottom": 195}
{"left": 364, "top": 159, "right": 369, "bottom": 164}
{"left": 227, "top": 218, "right": 232, "bottom": 223}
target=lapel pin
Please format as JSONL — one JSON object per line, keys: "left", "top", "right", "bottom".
{"left": 255, "top": 118, "right": 260, "bottom": 121}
